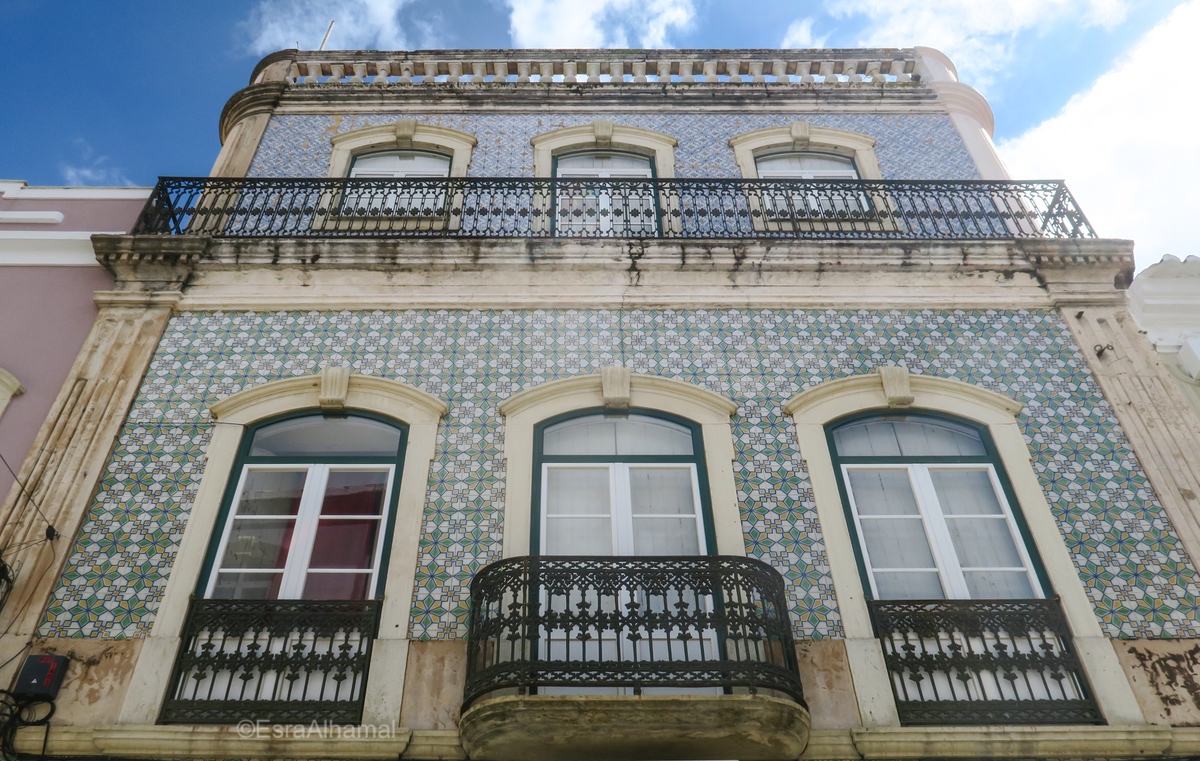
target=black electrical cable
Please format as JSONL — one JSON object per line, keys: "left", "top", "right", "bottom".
{"left": 0, "top": 452, "right": 54, "bottom": 537}
{"left": 0, "top": 689, "right": 55, "bottom": 761}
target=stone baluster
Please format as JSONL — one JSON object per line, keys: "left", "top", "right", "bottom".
{"left": 349, "top": 63, "right": 367, "bottom": 83}
{"left": 287, "top": 62, "right": 301, "bottom": 84}
{"left": 770, "top": 60, "right": 788, "bottom": 82}
{"left": 725, "top": 59, "right": 742, "bottom": 82}
{"left": 539, "top": 62, "right": 554, "bottom": 81}
{"left": 374, "top": 61, "right": 391, "bottom": 85}
{"left": 632, "top": 61, "right": 647, "bottom": 83}
{"left": 587, "top": 61, "right": 602, "bottom": 82}
{"left": 516, "top": 61, "right": 531, "bottom": 83}
{"left": 422, "top": 61, "right": 439, "bottom": 84}
{"left": 749, "top": 61, "right": 765, "bottom": 83}
{"left": 448, "top": 61, "right": 463, "bottom": 82}
{"left": 563, "top": 61, "right": 577, "bottom": 81}
{"left": 818, "top": 61, "right": 836, "bottom": 82}
{"left": 397, "top": 62, "right": 413, "bottom": 84}
{"left": 609, "top": 60, "right": 623, "bottom": 81}
{"left": 328, "top": 63, "right": 345, "bottom": 82}
{"left": 470, "top": 61, "right": 487, "bottom": 83}
{"left": 889, "top": 59, "right": 911, "bottom": 82}
{"left": 678, "top": 60, "right": 694, "bottom": 83}
{"left": 844, "top": 60, "right": 862, "bottom": 83}
{"left": 700, "top": 60, "right": 717, "bottom": 82}
{"left": 493, "top": 60, "right": 509, "bottom": 81}
{"left": 303, "top": 62, "right": 321, "bottom": 83}
{"left": 798, "top": 61, "right": 816, "bottom": 83}
{"left": 864, "top": 62, "right": 881, "bottom": 82}
{"left": 655, "top": 59, "right": 672, "bottom": 82}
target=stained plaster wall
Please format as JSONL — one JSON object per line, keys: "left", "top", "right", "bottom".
{"left": 39, "top": 308, "right": 1200, "bottom": 643}
{"left": 246, "top": 113, "right": 980, "bottom": 180}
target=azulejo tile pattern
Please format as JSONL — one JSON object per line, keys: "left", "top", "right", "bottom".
{"left": 247, "top": 113, "right": 980, "bottom": 181}
{"left": 40, "top": 309, "right": 1200, "bottom": 640}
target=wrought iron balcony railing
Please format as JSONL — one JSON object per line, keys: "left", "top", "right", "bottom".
{"left": 463, "top": 555, "right": 806, "bottom": 709}
{"left": 132, "top": 177, "right": 1096, "bottom": 241}
{"left": 869, "top": 597, "right": 1103, "bottom": 726}
{"left": 159, "top": 597, "right": 380, "bottom": 725}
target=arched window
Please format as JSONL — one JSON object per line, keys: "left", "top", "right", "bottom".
{"left": 553, "top": 152, "right": 657, "bottom": 237}
{"left": 348, "top": 150, "right": 451, "bottom": 179}
{"left": 533, "top": 410, "right": 714, "bottom": 556}
{"left": 828, "top": 412, "right": 1044, "bottom": 601}
{"left": 755, "top": 152, "right": 860, "bottom": 180}
{"left": 202, "top": 412, "right": 408, "bottom": 600}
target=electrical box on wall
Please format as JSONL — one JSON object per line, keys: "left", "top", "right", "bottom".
{"left": 12, "top": 654, "right": 68, "bottom": 700}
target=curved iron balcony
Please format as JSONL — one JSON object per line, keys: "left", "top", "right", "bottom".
{"left": 132, "top": 177, "right": 1096, "bottom": 240}
{"left": 463, "top": 555, "right": 806, "bottom": 709}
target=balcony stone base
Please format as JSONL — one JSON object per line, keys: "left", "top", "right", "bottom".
{"left": 459, "top": 693, "right": 810, "bottom": 761}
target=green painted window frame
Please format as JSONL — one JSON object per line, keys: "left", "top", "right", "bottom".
{"left": 530, "top": 407, "right": 718, "bottom": 556}
{"left": 195, "top": 409, "right": 409, "bottom": 600}
{"left": 825, "top": 409, "right": 1052, "bottom": 600}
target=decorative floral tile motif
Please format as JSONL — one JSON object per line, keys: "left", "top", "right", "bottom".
{"left": 247, "top": 112, "right": 980, "bottom": 181}
{"left": 40, "top": 309, "right": 1200, "bottom": 641}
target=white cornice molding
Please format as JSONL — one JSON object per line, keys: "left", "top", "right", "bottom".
{"left": 930, "top": 81, "right": 995, "bottom": 137}
{"left": 0, "top": 180, "right": 150, "bottom": 200}
{"left": 0, "top": 231, "right": 114, "bottom": 266}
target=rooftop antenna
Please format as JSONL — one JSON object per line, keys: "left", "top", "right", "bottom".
{"left": 319, "top": 20, "right": 335, "bottom": 51}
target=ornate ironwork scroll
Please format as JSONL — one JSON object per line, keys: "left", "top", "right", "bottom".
{"left": 868, "top": 598, "right": 1103, "bottom": 725}
{"left": 132, "top": 177, "right": 1097, "bottom": 240}
{"left": 463, "top": 555, "right": 806, "bottom": 709}
{"left": 159, "top": 598, "right": 380, "bottom": 725}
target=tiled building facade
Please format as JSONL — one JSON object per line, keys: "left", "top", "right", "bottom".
{"left": 3, "top": 47, "right": 1200, "bottom": 761}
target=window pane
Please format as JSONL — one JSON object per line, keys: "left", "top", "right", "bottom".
{"left": 834, "top": 417, "right": 984, "bottom": 457}
{"left": 350, "top": 151, "right": 450, "bottom": 178}
{"left": 931, "top": 469, "right": 1004, "bottom": 515}
{"left": 629, "top": 468, "right": 695, "bottom": 515}
{"left": 545, "top": 468, "right": 611, "bottom": 515}
{"left": 250, "top": 416, "right": 402, "bottom": 457}
{"left": 873, "top": 571, "right": 944, "bottom": 600}
{"left": 322, "top": 470, "right": 389, "bottom": 515}
{"left": 302, "top": 572, "right": 372, "bottom": 600}
{"left": 860, "top": 518, "right": 936, "bottom": 568}
{"left": 757, "top": 153, "right": 856, "bottom": 175}
{"left": 544, "top": 517, "right": 612, "bottom": 555}
{"left": 632, "top": 517, "right": 699, "bottom": 555}
{"left": 219, "top": 520, "right": 295, "bottom": 569}
{"left": 964, "top": 571, "right": 1035, "bottom": 599}
{"left": 211, "top": 572, "right": 283, "bottom": 600}
{"left": 946, "top": 517, "right": 1025, "bottom": 568}
{"left": 543, "top": 415, "right": 692, "bottom": 456}
{"left": 557, "top": 153, "right": 653, "bottom": 176}
{"left": 308, "top": 519, "right": 380, "bottom": 569}
{"left": 235, "top": 469, "right": 306, "bottom": 516}
{"left": 847, "top": 469, "right": 919, "bottom": 515}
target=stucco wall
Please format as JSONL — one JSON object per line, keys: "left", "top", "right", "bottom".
{"left": 39, "top": 308, "right": 1200, "bottom": 642}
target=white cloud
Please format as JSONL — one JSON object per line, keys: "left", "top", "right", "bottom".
{"left": 830, "top": 0, "right": 1132, "bottom": 91}
{"left": 781, "top": 18, "right": 828, "bottom": 49}
{"left": 243, "top": 0, "right": 415, "bottom": 54}
{"left": 60, "top": 140, "right": 134, "bottom": 187}
{"left": 997, "top": 0, "right": 1199, "bottom": 271}
{"left": 505, "top": 0, "right": 694, "bottom": 48}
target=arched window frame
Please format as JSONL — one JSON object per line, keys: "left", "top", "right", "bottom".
{"left": 728, "top": 121, "right": 883, "bottom": 180}
{"left": 498, "top": 372, "right": 743, "bottom": 558}
{"left": 195, "top": 408, "right": 410, "bottom": 601}
{"left": 118, "top": 369, "right": 448, "bottom": 727}
{"left": 327, "top": 120, "right": 477, "bottom": 178}
{"left": 825, "top": 408, "right": 1051, "bottom": 602}
{"left": 347, "top": 149, "right": 453, "bottom": 178}
{"left": 783, "top": 367, "right": 1145, "bottom": 727}
{"left": 531, "top": 407, "right": 718, "bottom": 556}
{"left": 530, "top": 121, "right": 678, "bottom": 178}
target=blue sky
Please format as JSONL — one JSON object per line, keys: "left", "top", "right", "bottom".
{"left": 1, "top": 0, "right": 1194, "bottom": 268}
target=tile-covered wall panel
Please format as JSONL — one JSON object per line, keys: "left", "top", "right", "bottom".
{"left": 247, "top": 113, "right": 980, "bottom": 180}
{"left": 41, "top": 309, "right": 1200, "bottom": 641}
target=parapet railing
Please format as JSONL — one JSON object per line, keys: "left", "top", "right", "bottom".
{"left": 463, "top": 555, "right": 805, "bottom": 709}
{"left": 868, "top": 598, "right": 1104, "bottom": 726}
{"left": 251, "top": 48, "right": 920, "bottom": 86}
{"left": 159, "top": 598, "right": 380, "bottom": 725}
{"left": 132, "top": 177, "right": 1097, "bottom": 241}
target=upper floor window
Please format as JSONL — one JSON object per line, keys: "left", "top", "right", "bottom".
{"left": 205, "top": 412, "right": 407, "bottom": 600}
{"left": 348, "top": 150, "right": 451, "bottom": 179}
{"left": 553, "top": 152, "right": 657, "bottom": 237}
{"left": 534, "top": 411, "right": 712, "bottom": 556}
{"left": 830, "top": 413, "right": 1044, "bottom": 601}
{"left": 755, "top": 152, "right": 860, "bottom": 180}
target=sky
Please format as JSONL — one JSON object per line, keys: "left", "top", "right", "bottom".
{"left": 0, "top": 0, "right": 1194, "bottom": 270}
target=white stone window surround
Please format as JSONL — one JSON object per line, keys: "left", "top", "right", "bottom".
{"left": 327, "top": 120, "right": 477, "bottom": 178}
{"left": 728, "top": 121, "right": 883, "bottom": 180}
{"left": 0, "top": 367, "right": 24, "bottom": 422}
{"left": 497, "top": 371, "right": 743, "bottom": 558}
{"left": 783, "top": 368, "right": 1146, "bottom": 728}
{"left": 530, "top": 121, "right": 679, "bottom": 178}
{"left": 118, "top": 369, "right": 448, "bottom": 727}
